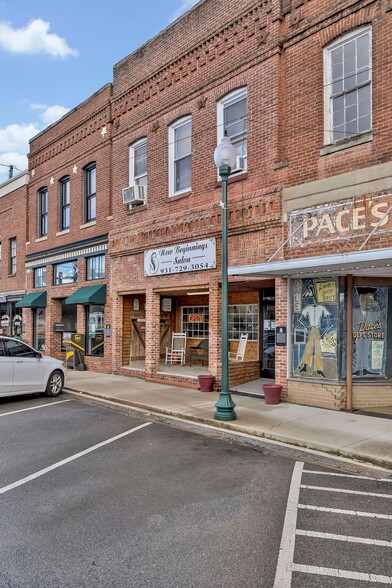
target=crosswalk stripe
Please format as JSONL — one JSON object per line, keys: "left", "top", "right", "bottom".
{"left": 302, "top": 470, "right": 392, "bottom": 482}
{"left": 292, "top": 563, "right": 392, "bottom": 583}
{"left": 298, "top": 504, "right": 392, "bottom": 519}
{"left": 301, "top": 484, "right": 392, "bottom": 499}
{"left": 296, "top": 529, "right": 392, "bottom": 547}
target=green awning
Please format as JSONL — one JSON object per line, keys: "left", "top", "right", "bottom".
{"left": 15, "top": 291, "right": 47, "bottom": 308}
{"left": 64, "top": 284, "right": 106, "bottom": 305}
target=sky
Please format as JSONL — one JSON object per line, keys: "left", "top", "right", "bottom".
{"left": 0, "top": 0, "right": 199, "bottom": 183}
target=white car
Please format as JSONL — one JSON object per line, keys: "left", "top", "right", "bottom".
{"left": 0, "top": 336, "right": 66, "bottom": 398}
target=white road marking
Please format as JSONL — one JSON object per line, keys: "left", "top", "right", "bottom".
{"left": 292, "top": 563, "right": 392, "bottom": 583}
{"left": 296, "top": 529, "right": 392, "bottom": 547}
{"left": 0, "top": 399, "right": 71, "bottom": 417}
{"left": 301, "top": 484, "right": 392, "bottom": 499}
{"left": 0, "top": 421, "right": 152, "bottom": 495}
{"left": 273, "top": 461, "right": 304, "bottom": 588}
{"left": 298, "top": 504, "right": 392, "bottom": 519}
{"left": 303, "top": 470, "right": 392, "bottom": 482}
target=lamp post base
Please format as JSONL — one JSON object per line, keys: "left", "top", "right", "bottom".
{"left": 214, "top": 392, "right": 237, "bottom": 421}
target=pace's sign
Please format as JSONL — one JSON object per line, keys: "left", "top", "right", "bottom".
{"left": 289, "top": 193, "right": 392, "bottom": 247}
{"left": 144, "top": 239, "right": 216, "bottom": 277}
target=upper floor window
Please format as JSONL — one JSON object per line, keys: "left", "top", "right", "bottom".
{"left": 84, "top": 163, "right": 96, "bottom": 223}
{"left": 130, "top": 139, "right": 147, "bottom": 188}
{"left": 54, "top": 261, "right": 78, "bottom": 285}
{"left": 59, "top": 176, "right": 70, "bottom": 231}
{"left": 34, "top": 266, "right": 47, "bottom": 288}
{"left": 9, "top": 237, "right": 16, "bottom": 275}
{"left": 86, "top": 255, "right": 105, "bottom": 281}
{"left": 217, "top": 88, "right": 247, "bottom": 172}
{"left": 169, "top": 116, "right": 191, "bottom": 196}
{"left": 324, "top": 27, "right": 372, "bottom": 144}
{"left": 38, "top": 187, "right": 48, "bottom": 238}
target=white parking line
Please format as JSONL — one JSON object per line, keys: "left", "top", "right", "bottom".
{"left": 298, "top": 504, "right": 392, "bottom": 519}
{"left": 303, "top": 470, "right": 392, "bottom": 482}
{"left": 296, "top": 529, "right": 392, "bottom": 547}
{"left": 0, "top": 421, "right": 152, "bottom": 495}
{"left": 273, "top": 461, "right": 304, "bottom": 588}
{"left": 301, "top": 484, "right": 392, "bottom": 499}
{"left": 292, "top": 563, "right": 392, "bottom": 583}
{"left": 0, "top": 399, "right": 71, "bottom": 417}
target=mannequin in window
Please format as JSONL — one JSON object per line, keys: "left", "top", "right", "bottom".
{"left": 353, "top": 287, "right": 381, "bottom": 376}
{"left": 298, "top": 302, "right": 332, "bottom": 378}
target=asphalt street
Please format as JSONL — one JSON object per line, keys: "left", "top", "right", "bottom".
{"left": 1, "top": 394, "right": 391, "bottom": 588}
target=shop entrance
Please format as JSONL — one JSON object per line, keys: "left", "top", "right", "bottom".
{"left": 260, "top": 288, "right": 275, "bottom": 379}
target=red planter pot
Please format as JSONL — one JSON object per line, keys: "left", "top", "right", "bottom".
{"left": 262, "top": 384, "right": 282, "bottom": 405}
{"left": 198, "top": 375, "right": 215, "bottom": 392}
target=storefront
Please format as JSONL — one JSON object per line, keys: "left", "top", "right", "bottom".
{"left": 0, "top": 290, "right": 25, "bottom": 337}
{"left": 229, "top": 192, "right": 392, "bottom": 412}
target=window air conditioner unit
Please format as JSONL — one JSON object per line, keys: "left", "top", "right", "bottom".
{"left": 236, "top": 156, "right": 246, "bottom": 171}
{"left": 122, "top": 185, "right": 147, "bottom": 205}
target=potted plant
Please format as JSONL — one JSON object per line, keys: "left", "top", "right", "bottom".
{"left": 198, "top": 374, "right": 215, "bottom": 392}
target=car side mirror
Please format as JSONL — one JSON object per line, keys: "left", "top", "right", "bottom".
{"left": 35, "top": 352, "right": 43, "bottom": 359}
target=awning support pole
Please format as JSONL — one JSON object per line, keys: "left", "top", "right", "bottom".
{"left": 358, "top": 205, "right": 392, "bottom": 251}
{"left": 346, "top": 274, "right": 353, "bottom": 411}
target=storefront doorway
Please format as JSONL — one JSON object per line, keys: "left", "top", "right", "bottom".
{"left": 260, "top": 288, "right": 275, "bottom": 379}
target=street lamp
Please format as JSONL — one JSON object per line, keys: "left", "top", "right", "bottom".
{"left": 213, "top": 131, "right": 238, "bottom": 421}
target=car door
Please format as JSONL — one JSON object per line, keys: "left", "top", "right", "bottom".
{"left": 5, "top": 339, "right": 45, "bottom": 394}
{"left": 0, "top": 339, "right": 14, "bottom": 395}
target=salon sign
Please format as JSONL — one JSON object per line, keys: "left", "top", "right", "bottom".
{"left": 144, "top": 238, "right": 216, "bottom": 276}
{"left": 289, "top": 193, "right": 392, "bottom": 247}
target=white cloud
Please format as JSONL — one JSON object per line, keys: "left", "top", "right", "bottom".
{"left": 0, "top": 151, "right": 28, "bottom": 173}
{"left": 169, "top": 0, "right": 199, "bottom": 23}
{"left": 0, "top": 122, "right": 39, "bottom": 152}
{"left": 0, "top": 18, "right": 78, "bottom": 57}
{"left": 40, "top": 104, "right": 70, "bottom": 125}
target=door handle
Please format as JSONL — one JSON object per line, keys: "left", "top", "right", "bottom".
{"left": 15, "top": 360, "right": 23, "bottom": 363}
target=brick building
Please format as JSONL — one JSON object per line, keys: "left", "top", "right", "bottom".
{"left": 11, "top": 0, "right": 392, "bottom": 413}
{"left": 17, "top": 85, "right": 113, "bottom": 371}
{"left": 0, "top": 171, "right": 28, "bottom": 337}
{"left": 230, "top": 0, "right": 392, "bottom": 412}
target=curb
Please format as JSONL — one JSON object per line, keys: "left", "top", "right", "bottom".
{"left": 64, "top": 387, "right": 392, "bottom": 476}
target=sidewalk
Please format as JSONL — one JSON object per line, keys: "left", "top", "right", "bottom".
{"left": 64, "top": 370, "right": 392, "bottom": 471}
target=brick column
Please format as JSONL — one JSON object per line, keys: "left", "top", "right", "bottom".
{"left": 45, "top": 299, "right": 63, "bottom": 359}
{"left": 208, "top": 281, "right": 221, "bottom": 385}
{"left": 145, "top": 289, "right": 160, "bottom": 376}
{"left": 275, "top": 277, "right": 288, "bottom": 395}
{"left": 111, "top": 293, "right": 123, "bottom": 372}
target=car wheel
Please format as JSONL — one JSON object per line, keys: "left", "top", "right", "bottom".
{"left": 46, "top": 370, "right": 64, "bottom": 397}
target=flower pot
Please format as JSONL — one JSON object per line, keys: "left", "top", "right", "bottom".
{"left": 198, "top": 375, "right": 215, "bottom": 392}
{"left": 262, "top": 384, "right": 282, "bottom": 405}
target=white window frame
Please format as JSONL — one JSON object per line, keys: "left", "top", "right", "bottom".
{"left": 217, "top": 87, "right": 248, "bottom": 173}
{"left": 169, "top": 116, "right": 192, "bottom": 196}
{"left": 129, "top": 138, "right": 147, "bottom": 187}
{"left": 324, "top": 26, "right": 372, "bottom": 145}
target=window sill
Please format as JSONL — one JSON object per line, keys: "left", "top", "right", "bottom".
{"left": 214, "top": 171, "right": 248, "bottom": 188}
{"left": 80, "top": 220, "right": 96, "bottom": 229}
{"left": 167, "top": 190, "right": 191, "bottom": 202}
{"left": 35, "top": 236, "right": 47, "bottom": 243}
{"left": 56, "top": 229, "right": 70, "bottom": 237}
{"left": 320, "top": 131, "right": 373, "bottom": 156}
{"left": 128, "top": 204, "right": 147, "bottom": 215}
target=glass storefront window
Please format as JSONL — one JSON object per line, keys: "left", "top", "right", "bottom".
{"left": 54, "top": 261, "right": 78, "bottom": 285}
{"left": 292, "top": 278, "right": 340, "bottom": 380}
{"left": 86, "top": 304, "right": 104, "bottom": 356}
{"left": 228, "top": 304, "right": 258, "bottom": 341}
{"left": 352, "top": 286, "right": 388, "bottom": 378}
{"left": 34, "top": 308, "right": 46, "bottom": 351}
{"left": 181, "top": 307, "right": 209, "bottom": 338}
